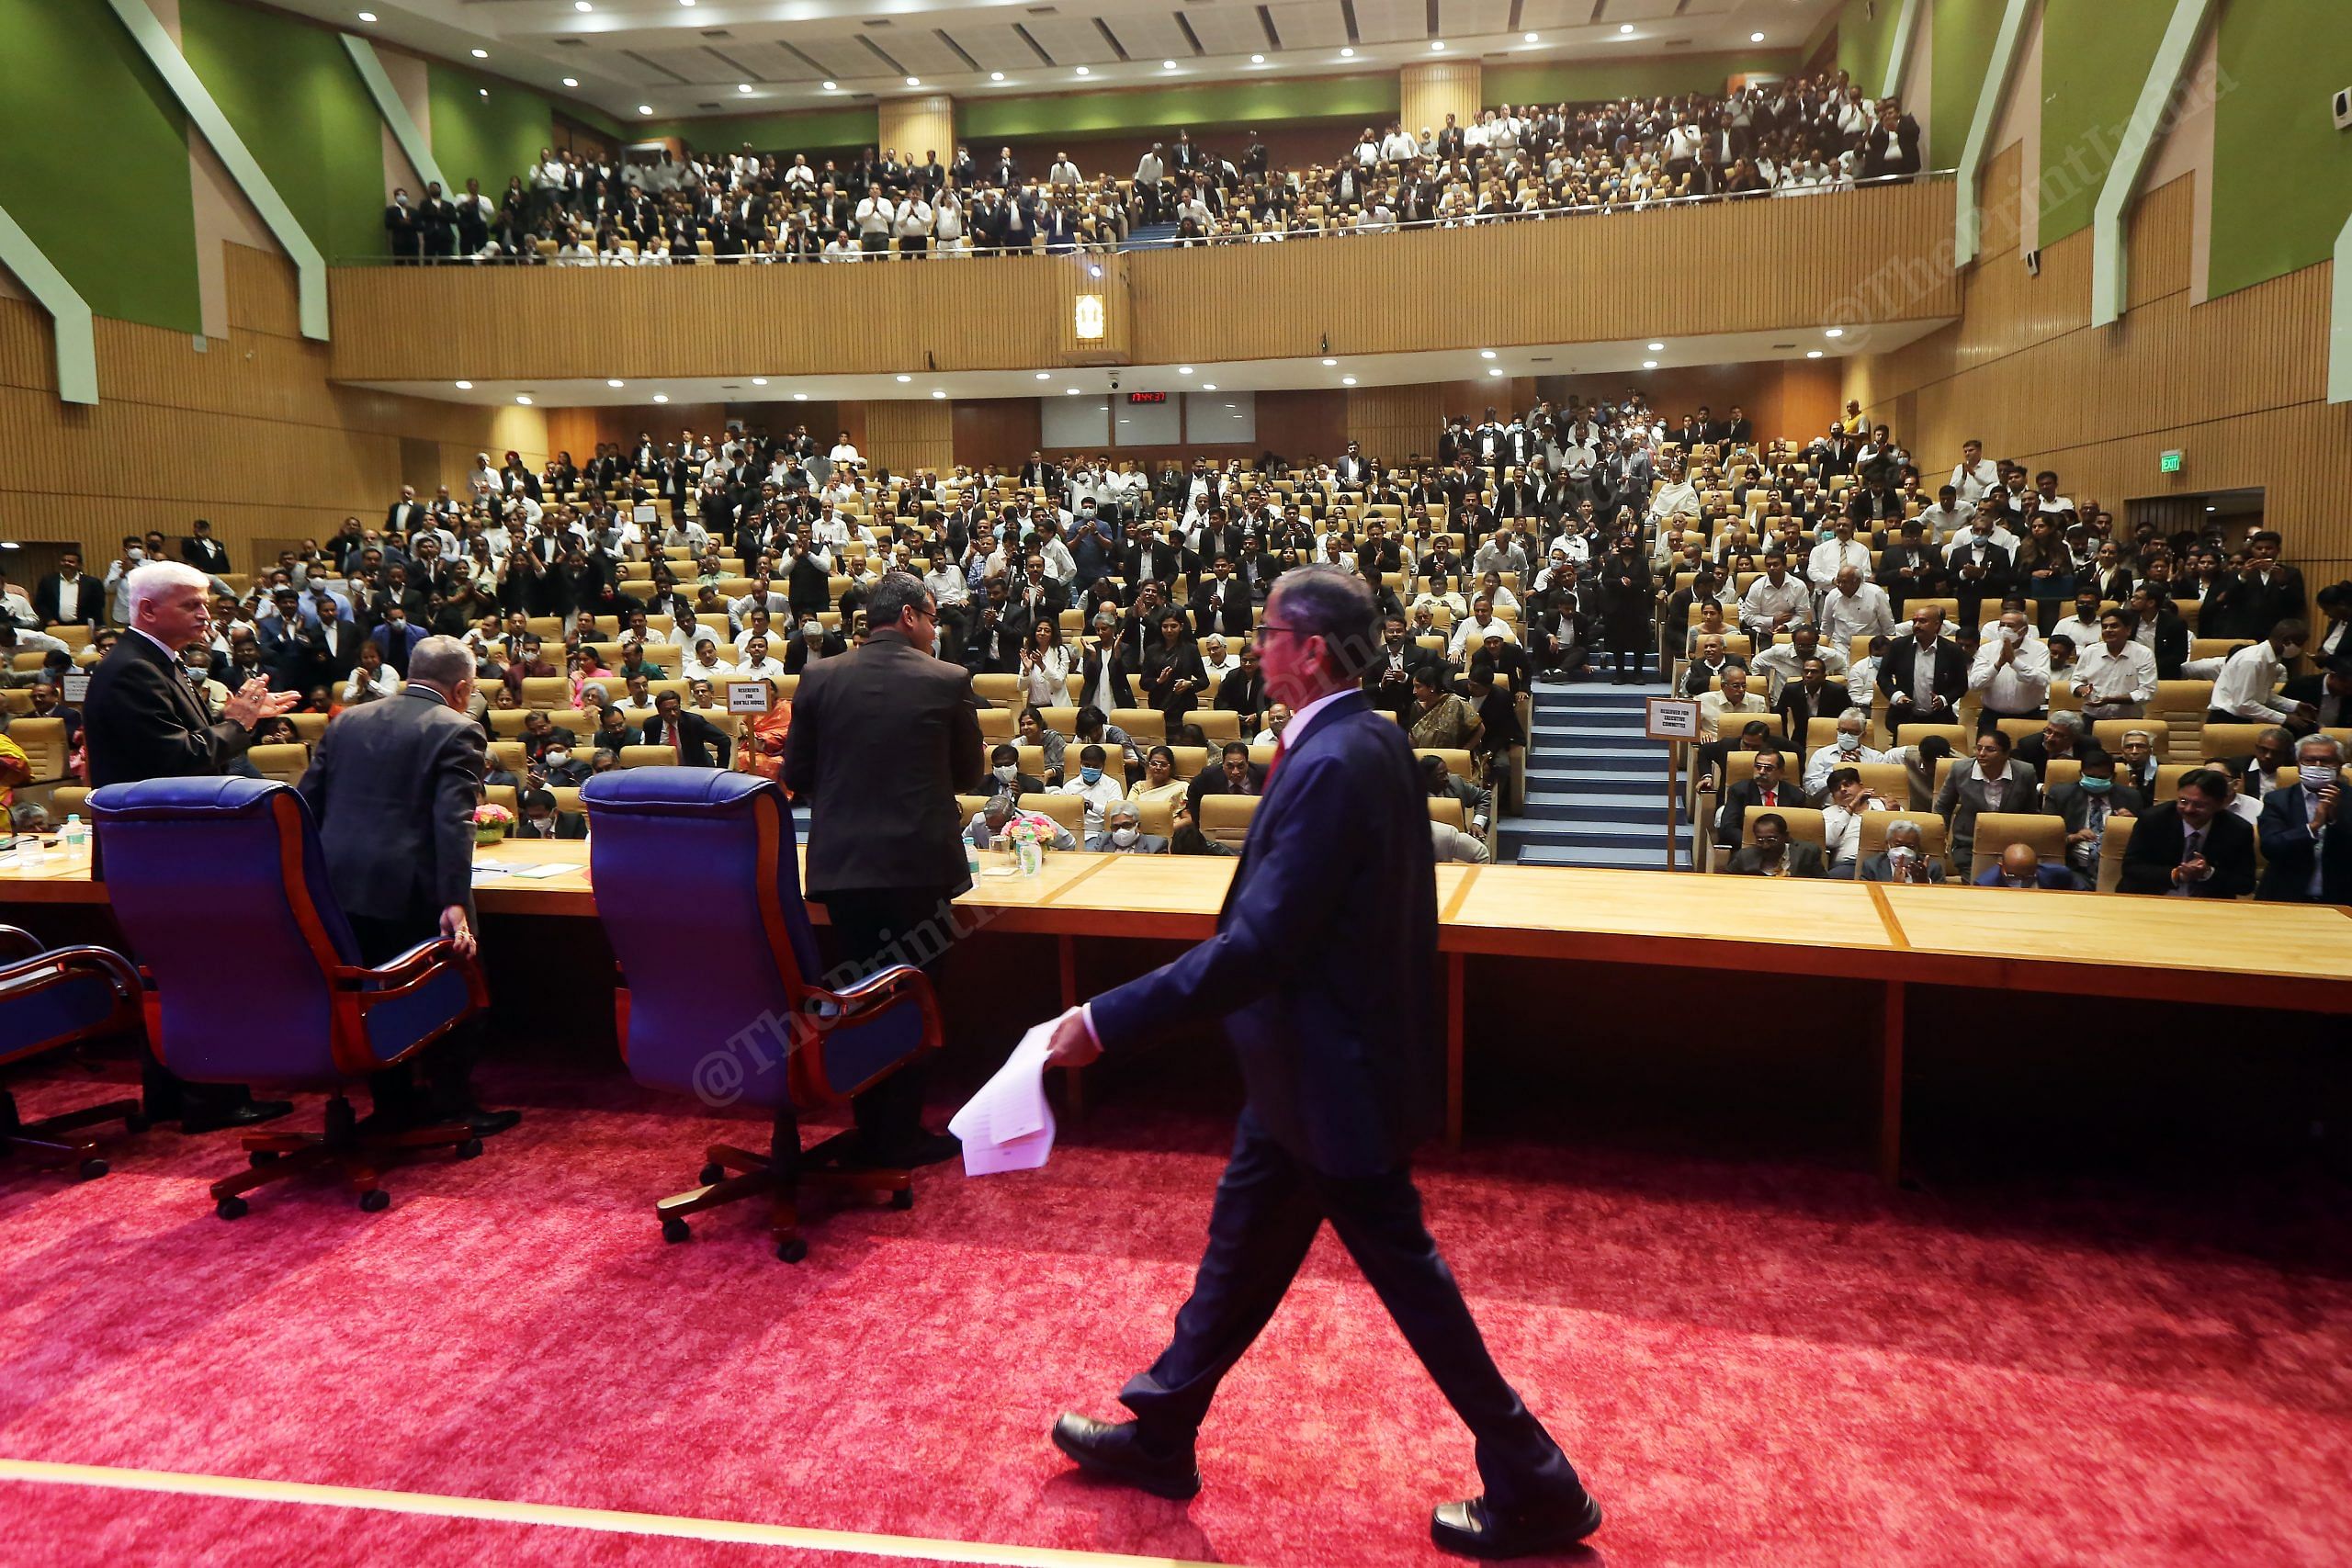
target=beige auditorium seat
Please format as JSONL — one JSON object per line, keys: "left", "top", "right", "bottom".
{"left": 1199, "top": 795, "right": 1258, "bottom": 847}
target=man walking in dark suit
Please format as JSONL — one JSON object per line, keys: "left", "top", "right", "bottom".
{"left": 297, "top": 636, "right": 515, "bottom": 1136}
{"left": 84, "top": 561, "right": 300, "bottom": 1133}
{"left": 785, "top": 571, "right": 984, "bottom": 1168}
{"left": 1043, "top": 567, "right": 1600, "bottom": 1558}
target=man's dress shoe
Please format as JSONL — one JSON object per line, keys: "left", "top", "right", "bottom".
{"left": 1430, "top": 1491, "right": 1603, "bottom": 1559}
{"left": 177, "top": 1099, "right": 295, "bottom": 1135}
{"left": 1050, "top": 1414, "right": 1202, "bottom": 1500}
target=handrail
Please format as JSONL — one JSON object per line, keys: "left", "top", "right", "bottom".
{"left": 326, "top": 171, "right": 1957, "bottom": 267}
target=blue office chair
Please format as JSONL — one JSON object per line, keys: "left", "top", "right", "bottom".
{"left": 0, "top": 926, "right": 147, "bottom": 1180}
{"left": 88, "top": 778, "right": 489, "bottom": 1219}
{"left": 583, "top": 769, "right": 941, "bottom": 1261}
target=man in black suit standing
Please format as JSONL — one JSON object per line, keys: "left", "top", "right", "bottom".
{"left": 84, "top": 561, "right": 300, "bottom": 1133}
{"left": 181, "top": 518, "right": 232, "bottom": 576}
{"left": 1189, "top": 556, "right": 1253, "bottom": 642}
{"left": 296, "top": 635, "right": 515, "bottom": 1136}
{"left": 785, "top": 572, "right": 982, "bottom": 1168}
{"left": 33, "top": 549, "right": 105, "bottom": 629}
{"left": 1877, "top": 605, "right": 1969, "bottom": 738}
{"left": 385, "top": 486, "right": 428, "bottom": 536}
{"left": 2119, "top": 768, "right": 2256, "bottom": 897}
{"left": 1043, "top": 568, "right": 1600, "bottom": 1558}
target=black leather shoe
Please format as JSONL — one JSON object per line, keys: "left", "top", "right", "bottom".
{"left": 449, "top": 1106, "right": 522, "bottom": 1138}
{"left": 1050, "top": 1414, "right": 1201, "bottom": 1501}
{"left": 1430, "top": 1492, "right": 1602, "bottom": 1559}
{"left": 179, "top": 1099, "right": 296, "bottom": 1135}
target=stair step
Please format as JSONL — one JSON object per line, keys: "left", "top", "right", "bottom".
{"left": 1510, "top": 840, "right": 1691, "bottom": 870}
{"left": 1525, "top": 784, "right": 1655, "bottom": 807}
{"left": 1502, "top": 818, "right": 1687, "bottom": 847}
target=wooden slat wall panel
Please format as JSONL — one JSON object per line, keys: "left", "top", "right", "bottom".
{"left": 323, "top": 182, "right": 1959, "bottom": 384}
{"left": 1345, "top": 385, "right": 1447, "bottom": 468}
{"left": 1401, "top": 63, "right": 1482, "bottom": 140}
{"left": 1846, "top": 151, "right": 2352, "bottom": 564}
{"left": 863, "top": 400, "right": 954, "bottom": 479}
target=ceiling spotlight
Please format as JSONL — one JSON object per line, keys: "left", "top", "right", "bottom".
{"left": 906, "top": 75, "right": 921, "bottom": 87}
{"left": 470, "top": 48, "right": 489, "bottom": 59}
{"left": 1340, "top": 47, "right": 1354, "bottom": 58}
{"left": 1524, "top": 32, "right": 1539, "bottom": 43}
{"left": 751, "top": 378, "right": 767, "bottom": 386}
{"left": 453, "top": 380, "right": 471, "bottom": 389}
{"left": 561, "top": 77, "right": 579, "bottom": 87}
{"left": 991, "top": 72, "right": 1005, "bottom": 82}
{"left": 931, "top": 389, "right": 946, "bottom": 399}
{"left": 1806, "top": 350, "right": 1825, "bottom": 359}
{"left": 356, "top": 10, "right": 376, "bottom": 19}
{"left": 1430, "top": 40, "right": 1445, "bottom": 51}
{"left": 1074, "top": 66, "right": 1090, "bottom": 76}
{"left": 1647, "top": 342, "right": 1665, "bottom": 352}
{"left": 1751, "top": 31, "right": 1766, "bottom": 43}
{"left": 822, "top": 82, "right": 838, "bottom": 91}
{"left": 1178, "top": 366, "right": 1193, "bottom": 375}
{"left": 576, "top": 0, "right": 592, "bottom": 9}
{"left": 793, "top": 392, "right": 808, "bottom": 401}
{"left": 638, "top": 105, "right": 653, "bottom": 115}
{"left": 1620, "top": 23, "right": 1634, "bottom": 35}
{"left": 1340, "top": 376, "right": 1357, "bottom": 386}
{"left": 1321, "top": 357, "right": 1337, "bottom": 367}
{"left": 1035, "top": 371, "right": 1051, "bottom": 380}
{"left": 738, "top": 84, "right": 753, "bottom": 94}
{"left": 479, "top": 88, "right": 489, "bottom": 98}
{"left": 514, "top": 394, "right": 533, "bottom": 405}
{"left": 1065, "top": 388, "right": 1081, "bottom": 395}
{"left": 1642, "top": 360, "right": 1657, "bottom": 369}
{"left": 679, "top": 0, "right": 695, "bottom": 7}
{"left": 1163, "top": 60, "right": 1177, "bottom": 70}
{"left": 1486, "top": 367, "right": 1502, "bottom": 378}
{"left": 1825, "top": 327, "right": 1846, "bottom": 338}
{"left": 1479, "top": 349, "right": 1497, "bottom": 359}
{"left": 606, "top": 378, "right": 624, "bottom": 389}
{"left": 895, "top": 374, "right": 912, "bottom": 382}
{"left": 1251, "top": 53, "right": 1265, "bottom": 64}
{"left": 652, "top": 393, "right": 669, "bottom": 403}
{"left": 1202, "top": 383, "right": 1216, "bottom": 390}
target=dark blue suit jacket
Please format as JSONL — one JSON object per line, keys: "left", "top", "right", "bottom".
{"left": 1089, "top": 689, "right": 1441, "bottom": 1178}
{"left": 2256, "top": 784, "right": 2352, "bottom": 903}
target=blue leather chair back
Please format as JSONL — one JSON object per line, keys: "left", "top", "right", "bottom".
{"left": 587, "top": 769, "right": 908, "bottom": 1108}
{"left": 90, "top": 778, "right": 369, "bottom": 1087}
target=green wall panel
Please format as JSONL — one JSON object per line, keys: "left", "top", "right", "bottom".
{"left": 2035, "top": 0, "right": 2171, "bottom": 247}
{"left": 428, "top": 62, "right": 556, "bottom": 202}
{"left": 1927, "top": 0, "right": 2003, "bottom": 168}
{"left": 0, "top": 0, "right": 198, "bottom": 333}
{"left": 961, "top": 74, "right": 1400, "bottom": 140}
{"left": 181, "top": 0, "right": 385, "bottom": 263}
{"left": 636, "top": 107, "right": 879, "bottom": 154}
{"left": 1836, "top": 0, "right": 1901, "bottom": 88}
{"left": 1487, "top": 51, "right": 1798, "bottom": 107}
{"left": 2209, "top": 0, "right": 2352, "bottom": 299}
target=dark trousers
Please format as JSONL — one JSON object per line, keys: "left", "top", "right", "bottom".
{"left": 347, "top": 913, "right": 483, "bottom": 1115}
{"left": 1120, "top": 1116, "right": 1580, "bottom": 1516}
{"left": 819, "top": 886, "right": 953, "bottom": 1145}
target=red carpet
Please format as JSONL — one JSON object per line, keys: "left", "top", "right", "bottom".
{"left": 2, "top": 1055, "right": 2348, "bottom": 1567}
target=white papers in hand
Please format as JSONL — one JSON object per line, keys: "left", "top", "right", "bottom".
{"left": 948, "top": 1022, "right": 1057, "bottom": 1177}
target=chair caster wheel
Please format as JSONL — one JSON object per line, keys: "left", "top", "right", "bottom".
{"left": 77, "top": 1157, "right": 109, "bottom": 1181}
{"left": 250, "top": 1150, "right": 279, "bottom": 1168}
{"left": 776, "top": 1237, "right": 808, "bottom": 1263}
{"left": 216, "top": 1196, "right": 249, "bottom": 1221}
{"left": 124, "top": 1112, "right": 151, "bottom": 1134}
{"left": 455, "top": 1138, "right": 483, "bottom": 1160}
{"left": 889, "top": 1188, "right": 914, "bottom": 1211}
{"left": 662, "top": 1216, "right": 692, "bottom": 1243}
{"left": 698, "top": 1162, "right": 726, "bottom": 1186}
{"left": 358, "top": 1189, "right": 390, "bottom": 1213}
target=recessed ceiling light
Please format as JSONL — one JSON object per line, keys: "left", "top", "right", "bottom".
{"left": 1643, "top": 360, "right": 1657, "bottom": 369}
{"left": 606, "top": 379, "right": 624, "bottom": 389}
{"left": 906, "top": 75, "right": 921, "bottom": 87}
{"left": 1430, "top": 40, "right": 1445, "bottom": 51}
{"left": 738, "top": 84, "right": 752, "bottom": 94}
{"left": 514, "top": 394, "right": 533, "bottom": 405}
{"left": 1162, "top": 60, "right": 1177, "bottom": 70}
{"left": 1340, "top": 47, "right": 1354, "bottom": 58}
{"left": 652, "top": 393, "right": 669, "bottom": 403}
{"left": 931, "top": 389, "right": 946, "bottom": 399}
{"left": 1202, "top": 384, "right": 1216, "bottom": 390}
{"left": 752, "top": 378, "right": 767, "bottom": 386}
{"left": 1251, "top": 53, "right": 1265, "bottom": 64}
{"left": 793, "top": 392, "right": 808, "bottom": 401}
{"left": 679, "top": 0, "right": 695, "bottom": 7}
{"left": 1035, "top": 371, "right": 1051, "bottom": 380}
{"left": 991, "top": 71, "right": 1005, "bottom": 82}
{"left": 575, "top": 0, "right": 592, "bottom": 10}
{"left": 1620, "top": 23, "right": 1635, "bottom": 35}
{"left": 562, "top": 77, "right": 579, "bottom": 87}
{"left": 895, "top": 374, "right": 912, "bottom": 383}
{"left": 1825, "top": 327, "right": 1845, "bottom": 338}
{"left": 1479, "top": 349, "right": 1497, "bottom": 359}
{"left": 1647, "top": 342, "right": 1665, "bottom": 352}
{"left": 638, "top": 105, "right": 653, "bottom": 115}
{"left": 1321, "top": 357, "right": 1337, "bottom": 367}
{"left": 470, "top": 49, "right": 489, "bottom": 59}
{"left": 1178, "top": 366, "right": 1193, "bottom": 375}
{"left": 453, "top": 380, "right": 471, "bottom": 389}
{"left": 1074, "top": 66, "right": 1090, "bottom": 76}
{"left": 1806, "top": 350, "right": 1825, "bottom": 359}
{"left": 1524, "top": 32, "right": 1538, "bottom": 43}
{"left": 1487, "top": 367, "right": 1504, "bottom": 378}
{"left": 1065, "top": 388, "right": 1081, "bottom": 395}
{"left": 356, "top": 10, "right": 376, "bottom": 20}
{"left": 1751, "top": 31, "right": 1766, "bottom": 43}
{"left": 479, "top": 88, "right": 490, "bottom": 98}
{"left": 822, "top": 81, "right": 838, "bottom": 91}
{"left": 1341, "top": 376, "right": 1357, "bottom": 386}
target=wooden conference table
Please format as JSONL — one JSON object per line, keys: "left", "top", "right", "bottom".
{"left": 6, "top": 839, "right": 2350, "bottom": 1182}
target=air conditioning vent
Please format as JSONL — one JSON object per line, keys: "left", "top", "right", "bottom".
{"left": 865, "top": 17, "right": 895, "bottom": 24}
{"left": 556, "top": 37, "right": 586, "bottom": 46}
{"left": 701, "top": 28, "right": 732, "bottom": 38}
{"left": 1026, "top": 5, "right": 1058, "bottom": 12}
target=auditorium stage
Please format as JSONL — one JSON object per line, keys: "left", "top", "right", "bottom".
{"left": 5, "top": 842, "right": 2350, "bottom": 1185}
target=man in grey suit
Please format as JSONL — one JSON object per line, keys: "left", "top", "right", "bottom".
{"left": 1724, "top": 813, "right": 1826, "bottom": 876}
{"left": 298, "top": 635, "right": 514, "bottom": 1137}
{"left": 1933, "top": 728, "right": 2041, "bottom": 868}
{"left": 1084, "top": 799, "right": 1169, "bottom": 853}
{"left": 785, "top": 571, "right": 985, "bottom": 1167}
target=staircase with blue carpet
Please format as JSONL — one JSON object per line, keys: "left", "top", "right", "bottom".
{"left": 1497, "top": 653, "right": 1692, "bottom": 870}
{"left": 1118, "top": 221, "right": 1182, "bottom": 251}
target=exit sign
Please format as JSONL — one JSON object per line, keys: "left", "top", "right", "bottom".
{"left": 1125, "top": 390, "right": 1167, "bottom": 404}
{"left": 2159, "top": 449, "right": 2184, "bottom": 474}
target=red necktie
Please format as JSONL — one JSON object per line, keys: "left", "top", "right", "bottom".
{"left": 1761, "top": 786, "right": 1776, "bottom": 807}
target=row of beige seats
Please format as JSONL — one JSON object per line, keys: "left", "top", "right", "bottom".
{"left": 1718, "top": 807, "right": 2145, "bottom": 891}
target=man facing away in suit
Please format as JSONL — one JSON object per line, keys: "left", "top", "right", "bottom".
{"left": 84, "top": 561, "right": 301, "bottom": 1134}
{"left": 784, "top": 571, "right": 984, "bottom": 1168}
{"left": 296, "top": 636, "right": 516, "bottom": 1137}
{"left": 1041, "top": 566, "right": 1600, "bottom": 1559}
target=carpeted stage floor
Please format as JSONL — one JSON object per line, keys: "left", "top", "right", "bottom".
{"left": 3, "top": 1043, "right": 2349, "bottom": 1568}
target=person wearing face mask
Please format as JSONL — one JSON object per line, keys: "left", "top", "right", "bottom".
{"left": 2202, "top": 619, "right": 2317, "bottom": 732}
{"left": 2256, "top": 735, "right": 2352, "bottom": 902}
{"left": 1858, "top": 818, "right": 1947, "bottom": 884}
{"left": 1967, "top": 609, "right": 2051, "bottom": 734}
{"left": 1057, "top": 743, "right": 1125, "bottom": 839}
{"left": 1973, "top": 840, "right": 2088, "bottom": 890}
{"left": 2046, "top": 746, "right": 2141, "bottom": 880}
{"left": 1802, "top": 709, "right": 1887, "bottom": 797}
{"left": 982, "top": 740, "right": 1046, "bottom": 798}
{"left": 1087, "top": 799, "right": 1170, "bottom": 854}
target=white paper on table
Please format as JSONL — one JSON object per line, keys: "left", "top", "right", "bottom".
{"left": 948, "top": 1022, "right": 1057, "bottom": 1176}
{"left": 469, "top": 865, "right": 513, "bottom": 885}
{"left": 507, "top": 863, "right": 584, "bottom": 879}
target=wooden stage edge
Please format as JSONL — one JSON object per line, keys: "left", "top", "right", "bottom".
{"left": 7, "top": 843, "right": 2350, "bottom": 1181}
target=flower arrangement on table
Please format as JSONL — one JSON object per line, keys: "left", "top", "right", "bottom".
{"left": 472, "top": 802, "right": 515, "bottom": 844}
